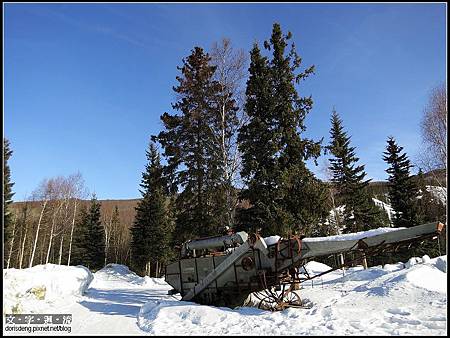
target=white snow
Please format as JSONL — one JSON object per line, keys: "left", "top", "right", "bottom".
{"left": 3, "top": 264, "right": 93, "bottom": 315}
{"left": 302, "top": 226, "right": 405, "bottom": 242}
{"left": 372, "top": 197, "right": 395, "bottom": 222}
{"left": 426, "top": 185, "right": 447, "bottom": 205}
{"left": 265, "top": 226, "right": 404, "bottom": 245}
{"left": 3, "top": 256, "right": 447, "bottom": 335}
{"left": 263, "top": 235, "right": 281, "bottom": 246}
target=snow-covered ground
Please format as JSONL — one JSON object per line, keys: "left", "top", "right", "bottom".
{"left": 3, "top": 256, "right": 447, "bottom": 335}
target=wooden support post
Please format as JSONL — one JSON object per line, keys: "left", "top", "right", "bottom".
{"left": 361, "top": 252, "right": 368, "bottom": 270}
{"left": 339, "top": 253, "right": 345, "bottom": 276}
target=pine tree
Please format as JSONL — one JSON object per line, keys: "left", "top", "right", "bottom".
{"left": 269, "top": 23, "right": 328, "bottom": 236}
{"left": 86, "top": 195, "right": 105, "bottom": 270}
{"left": 71, "top": 204, "right": 89, "bottom": 266}
{"left": 73, "top": 195, "right": 105, "bottom": 270}
{"left": 238, "top": 23, "right": 329, "bottom": 237}
{"left": 152, "top": 47, "right": 227, "bottom": 242}
{"left": 327, "top": 110, "right": 389, "bottom": 233}
{"left": 383, "top": 136, "right": 420, "bottom": 228}
{"left": 237, "top": 43, "right": 279, "bottom": 234}
{"left": 131, "top": 142, "right": 175, "bottom": 276}
{"left": 4, "top": 138, "right": 15, "bottom": 252}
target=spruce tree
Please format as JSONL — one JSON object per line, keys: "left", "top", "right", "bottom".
{"left": 152, "top": 47, "right": 227, "bottom": 242}
{"left": 237, "top": 43, "right": 279, "bottom": 234}
{"left": 383, "top": 136, "right": 420, "bottom": 228}
{"left": 82, "top": 195, "right": 105, "bottom": 270}
{"left": 238, "top": 23, "right": 329, "bottom": 237}
{"left": 131, "top": 142, "right": 175, "bottom": 276}
{"left": 327, "top": 110, "right": 389, "bottom": 233}
{"left": 71, "top": 194, "right": 105, "bottom": 271}
{"left": 71, "top": 204, "right": 89, "bottom": 266}
{"left": 3, "top": 138, "right": 15, "bottom": 251}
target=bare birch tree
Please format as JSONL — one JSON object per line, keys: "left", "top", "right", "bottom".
{"left": 210, "top": 38, "right": 248, "bottom": 227}
{"left": 6, "top": 214, "right": 17, "bottom": 269}
{"left": 417, "top": 82, "right": 447, "bottom": 187}
{"left": 45, "top": 177, "right": 66, "bottom": 264}
{"left": 67, "top": 172, "right": 87, "bottom": 266}
{"left": 18, "top": 203, "right": 30, "bottom": 269}
{"left": 29, "top": 179, "right": 53, "bottom": 268}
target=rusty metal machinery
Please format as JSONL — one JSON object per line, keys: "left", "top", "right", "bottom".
{"left": 164, "top": 221, "right": 445, "bottom": 310}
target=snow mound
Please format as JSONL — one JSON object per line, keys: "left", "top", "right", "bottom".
{"left": 351, "top": 256, "right": 447, "bottom": 296}
{"left": 91, "top": 264, "right": 168, "bottom": 289}
{"left": 301, "top": 261, "right": 332, "bottom": 274}
{"left": 3, "top": 264, "right": 93, "bottom": 314}
{"left": 405, "top": 265, "right": 446, "bottom": 293}
{"left": 137, "top": 299, "right": 287, "bottom": 335}
{"left": 429, "top": 255, "right": 447, "bottom": 273}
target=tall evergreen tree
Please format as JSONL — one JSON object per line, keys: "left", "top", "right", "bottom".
{"left": 238, "top": 23, "right": 329, "bottom": 237}
{"left": 327, "top": 110, "right": 389, "bottom": 233}
{"left": 4, "top": 138, "right": 15, "bottom": 251}
{"left": 152, "top": 47, "right": 228, "bottom": 242}
{"left": 131, "top": 142, "right": 175, "bottom": 276}
{"left": 383, "top": 136, "right": 420, "bottom": 228}
{"left": 237, "top": 43, "right": 279, "bottom": 234}
{"left": 82, "top": 195, "right": 105, "bottom": 270}
{"left": 71, "top": 204, "right": 89, "bottom": 266}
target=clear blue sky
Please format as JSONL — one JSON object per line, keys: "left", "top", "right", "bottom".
{"left": 4, "top": 3, "right": 446, "bottom": 201}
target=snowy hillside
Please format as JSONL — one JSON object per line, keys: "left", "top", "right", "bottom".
{"left": 3, "top": 256, "right": 447, "bottom": 335}
{"left": 372, "top": 197, "right": 396, "bottom": 221}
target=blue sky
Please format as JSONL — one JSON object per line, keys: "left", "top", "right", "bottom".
{"left": 4, "top": 3, "right": 446, "bottom": 201}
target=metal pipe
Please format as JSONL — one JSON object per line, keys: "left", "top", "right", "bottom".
{"left": 181, "top": 232, "right": 248, "bottom": 257}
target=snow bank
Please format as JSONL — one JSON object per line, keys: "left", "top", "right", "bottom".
{"left": 428, "top": 255, "right": 447, "bottom": 273}
{"left": 337, "top": 255, "right": 447, "bottom": 295}
{"left": 3, "top": 264, "right": 93, "bottom": 314}
{"left": 91, "top": 264, "right": 168, "bottom": 289}
{"left": 405, "top": 265, "right": 446, "bottom": 293}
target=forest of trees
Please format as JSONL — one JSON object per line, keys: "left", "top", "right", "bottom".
{"left": 3, "top": 23, "right": 447, "bottom": 275}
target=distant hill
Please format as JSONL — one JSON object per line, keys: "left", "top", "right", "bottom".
{"left": 11, "top": 169, "right": 445, "bottom": 227}
{"left": 11, "top": 198, "right": 141, "bottom": 228}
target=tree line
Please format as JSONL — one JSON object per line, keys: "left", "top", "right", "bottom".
{"left": 3, "top": 23, "right": 447, "bottom": 274}
{"left": 3, "top": 170, "right": 131, "bottom": 271}
{"left": 129, "top": 23, "right": 447, "bottom": 275}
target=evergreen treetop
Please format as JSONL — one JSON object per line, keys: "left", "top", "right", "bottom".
{"left": 131, "top": 141, "right": 175, "bottom": 276}
{"left": 327, "top": 110, "right": 388, "bottom": 232}
{"left": 238, "top": 23, "right": 328, "bottom": 237}
{"left": 383, "top": 136, "right": 420, "bottom": 228}
{"left": 152, "top": 47, "right": 228, "bottom": 240}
